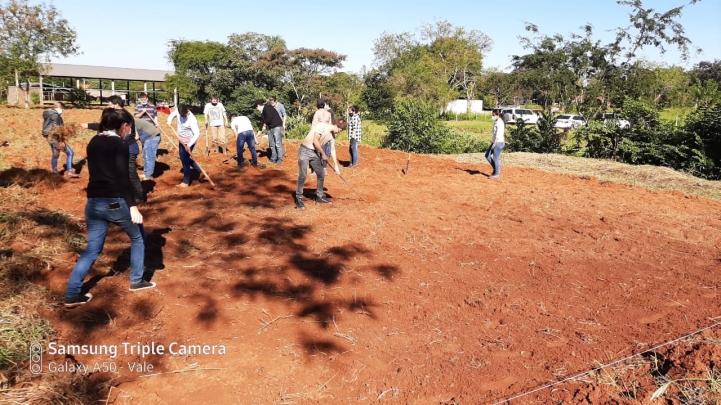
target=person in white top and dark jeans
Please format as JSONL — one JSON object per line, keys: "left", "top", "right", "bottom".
{"left": 230, "top": 113, "right": 258, "bottom": 168}
{"left": 486, "top": 110, "right": 505, "bottom": 179}
{"left": 167, "top": 105, "right": 203, "bottom": 187}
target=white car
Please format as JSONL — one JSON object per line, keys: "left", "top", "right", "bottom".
{"left": 602, "top": 113, "right": 631, "bottom": 129}
{"left": 554, "top": 114, "right": 586, "bottom": 129}
{"left": 500, "top": 108, "right": 540, "bottom": 125}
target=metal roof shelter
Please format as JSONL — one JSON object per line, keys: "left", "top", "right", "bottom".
{"left": 38, "top": 63, "right": 175, "bottom": 105}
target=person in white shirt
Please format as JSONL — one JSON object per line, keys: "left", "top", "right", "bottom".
{"left": 486, "top": 110, "right": 506, "bottom": 179}
{"left": 230, "top": 113, "right": 258, "bottom": 168}
{"left": 168, "top": 105, "right": 203, "bottom": 187}
{"left": 203, "top": 95, "right": 229, "bottom": 155}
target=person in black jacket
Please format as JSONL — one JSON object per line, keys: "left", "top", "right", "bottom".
{"left": 41, "top": 102, "right": 79, "bottom": 178}
{"left": 65, "top": 108, "right": 156, "bottom": 307}
{"left": 255, "top": 100, "right": 284, "bottom": 165}
{"left": 81, "top": 96, "right": 145, "bottom": 202}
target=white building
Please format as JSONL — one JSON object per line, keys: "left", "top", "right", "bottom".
{"left": 445, "top": 99, "right": 484, "bottom": 114}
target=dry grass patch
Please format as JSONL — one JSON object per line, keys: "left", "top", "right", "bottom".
{"left": 446, "top": 152, "right": 721, "bottom": 200}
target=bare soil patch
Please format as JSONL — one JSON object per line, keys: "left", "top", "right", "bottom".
{"left": 1, "top": 107, "right": 720, "bottom": 404}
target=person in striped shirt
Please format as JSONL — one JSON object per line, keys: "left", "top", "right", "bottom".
{"left": 347, "top": 106, "right": 362, "bottom": 167}
{"left": 134, "top": 92, "right": 157, "bottom": 124}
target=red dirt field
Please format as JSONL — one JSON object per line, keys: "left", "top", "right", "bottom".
{"left": 2, "top": 109, "right": 721, "bottom": 404}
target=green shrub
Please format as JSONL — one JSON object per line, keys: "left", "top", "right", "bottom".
{"left": 382, "top": 98, "right": 450, "bottom": 154}
{"left": 575, "top": 98, "right": 710, "bottom": 176}
{"left": 285, "top": 114, "right": 310, "bottom": 140}
{"left": 381, "top": 98, "right": 487, "bottom": 154}
{"left": 506, "top": 113, "right": 563, "bottom": 153}
{"left": 30, "top": 93, "right": 40, "bottom": 105}
{"left": 68, "top": 88, "right": 92, "bottom": 108}
{"left": 683, "top": 104, "right": 721, "bottom": 179}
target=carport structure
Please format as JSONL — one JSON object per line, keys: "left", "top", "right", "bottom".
{"left": 40, "top": 63, "right": 174, "bottom": 105}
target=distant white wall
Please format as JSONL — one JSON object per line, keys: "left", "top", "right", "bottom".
{"left": 445, "top": 99, "right": 484, "bottom": 114}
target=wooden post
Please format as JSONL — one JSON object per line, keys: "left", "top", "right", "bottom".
{"left": 76, "top": 79, "right": 80, "bottom": 89}
{"left": 174, "top": 87, "right": 178, "bottom": 107}
{"left": 111, "top": 80, "right": 115, "bottom": 96}
{"left": 99, "top": 78, "right": 103, "bottom": 104}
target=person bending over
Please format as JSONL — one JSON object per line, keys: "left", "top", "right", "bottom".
{"left": 294, "top": 120, "right": 347, "bottom": 210}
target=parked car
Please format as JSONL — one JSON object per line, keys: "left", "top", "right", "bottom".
{"left": 601, "top": 113, "right": 631, "bottom": 129}
{"left": 499, "top": 108, "right": 540, "bottom": 125}
{"left": 554, "top": 114, "right": 586, "bottom": 129}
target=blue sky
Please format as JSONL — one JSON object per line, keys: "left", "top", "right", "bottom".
{"left": 51, "top": 0, "right": 720, "bottom": 73}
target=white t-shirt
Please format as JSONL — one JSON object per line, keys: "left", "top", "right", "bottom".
{"left": 231, "top": 116, "right": 254, "bottom": 134}
{"left": 203, "top": 102, "right": 226, "bottom": 127}
{"left": 493, "top": 118, "right": 505, "bottom": 143}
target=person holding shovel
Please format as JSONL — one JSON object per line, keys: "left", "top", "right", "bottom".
{"left": 203, "top": 95, "right": 229, "bottom": 155}
{"left": 230, "top": 113, "right": 258, "bottom": 169}
{"left": 64, "top": 108, "right": 156, "bottom": 307}
{"left": 168, "top": 104, "right": 203, "bottom": 187}
{"left": 294, "top": 120, "right": 347, "bottom": 210}
{"left": 311, "top": 99, "right": 333, "bottom": 175}
{"left": 42, "top": 102, "right": 80, "bottom": 178}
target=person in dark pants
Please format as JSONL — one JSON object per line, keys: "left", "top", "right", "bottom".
{"left": 230, "top": 113, "right": 258, "bottom": 168}
{"left": 82, "top": 96, "right": 144, "bottom": 202}
{"left": 486, "top": 109, "right": 506, "bottom": 179}
{"left": 254, "top": 100, "right": 284, "bottom": 165}
{"left": 65, "top": 108, "right": 156, "bottom": 307}
{"left": 294, "top": 121, "right": 347, "bottom": 210}
{"left": 347, "top": 105, "right": 362, "bottom": 166}
{"left": 167, "top": 104, "right": 203, "bottom": 187}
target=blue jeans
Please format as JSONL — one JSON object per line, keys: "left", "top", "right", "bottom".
{"left": 49, "top": 140, "right": 74, "bottom": 173}
{"left": 267, "top": 126, "right": 284, "bottom": 163}
{"left": 485, "top": 142, "right": 505, "bottom": 175}
{"left": 65, "top": 198, "right": 145, "bottom": 299}
{"left": 179, "top": 143, "right": 202, "bottom": 185}
{"left": 236, "top": 130, "right": 257, "bottom": 166}
{"left": 321, "top": 142, "right": 332, "bottom": 169}
{"left": 349, "top": 139, "right": 359, "bottom": 166}
{"left": 143, "top": 136, "right": 161, "bottom": 178}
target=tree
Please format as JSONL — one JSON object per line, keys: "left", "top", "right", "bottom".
{"left": 281, "top": 48, "right": 346, "bottom": 115}
{"left": 166, "top": 40, "right": 231, "bottom": 104}
{"left": 361, "top": 70, "right": 394, "bottom": 118}
{"left": 322, "top": 72, "right": 364, "bottom": 119}
{"left": 422, "top": 20, "right": 492, "bottom": 111}
{"left": 512, "top": 0, "right": 704, "bottom": 116}
{"left": 0, "top": 0, "right": 79, "bottom": 108}
{"left": 691, "top": 60, "right": 721, "bottom": 85}
{"left": 371, "top": 20, "right": 492, "bottom": 111}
